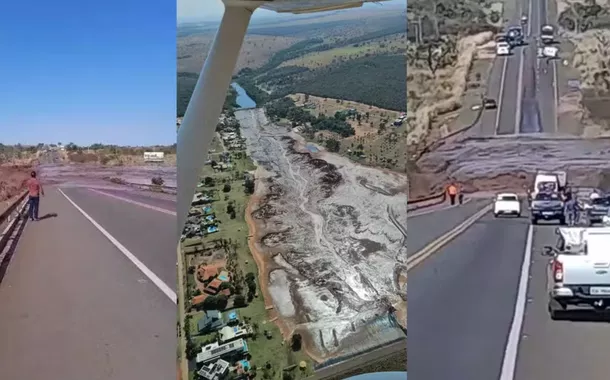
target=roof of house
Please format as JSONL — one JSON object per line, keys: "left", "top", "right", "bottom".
{"left": 208, "top": 278, "right": 223, "bottom": 289}
{"left": 198, "top": 266, "right": 219, "bottom": 280}
{"left": 191, "top": 294, "right": 209, "bottom": 305}
{"left": 198, "top": 311, "right": 224, "bottom": 331}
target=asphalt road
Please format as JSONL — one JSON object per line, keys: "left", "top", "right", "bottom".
{"left": 497, "top": 0, "right": 530, "bottom": 135}
{"left": 411, "top": 197, "right": 610, "bottom": 380}
{"left": 514, "top": 225, "right": 610, "bottom": 380}
{"left": 408, "top": 198, "right": 490, "bottom": 256}
{"left": 408, "top": 210, "right": 530, "bottom": 380}
{"left": 534, "top": 0, "right": 558, "bottom": 133}
{"left": 0, "top": 186, "right": 176, "bottom": 380}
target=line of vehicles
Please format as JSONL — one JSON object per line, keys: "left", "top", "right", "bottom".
{"left": 492, "top": 170, "right": 610, "bottom": 319}
{"left": 494, "top": 22, "right": 557, "bottom": 58}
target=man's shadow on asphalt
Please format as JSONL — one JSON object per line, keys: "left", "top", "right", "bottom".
{"left": 38, "top": 213, "right": 58, "bottom": 220}
{"left": 22, "top": 213, "right": 58, "bottom": 221}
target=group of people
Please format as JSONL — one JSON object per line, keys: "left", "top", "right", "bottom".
{"left": 446, "top": 183, "right": 464, "bottom": 206}
{"left": 528, "top": 186, "right": 603, "bottom": 226}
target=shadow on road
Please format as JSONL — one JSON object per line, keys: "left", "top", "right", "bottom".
{"left": 38, "top": 213, "right": 58, "bottom": 221}
{"left": 553, "top": 309, "right": 610, "bottom": 323}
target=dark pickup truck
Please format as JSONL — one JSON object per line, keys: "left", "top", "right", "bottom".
{"left": 531, "top": 192, "right": 565, "bottom": 225}
{"left": 587, "top": 196, "right": 610, "bottom": 225}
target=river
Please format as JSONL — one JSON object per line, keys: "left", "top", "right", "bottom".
{"left": 231, "top": 82, "right": 256, "bottom": 109}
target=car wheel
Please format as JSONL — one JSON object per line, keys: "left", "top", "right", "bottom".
{"left": 531, "top": 217, "right": 538, "bottom": 225}
{"left": 494, "top": 213, "right": 498, "bottom": 218}
{"left": 548, "top": 303, "right": 560, "bottom": 320}
{"left": 516, "top": 213, "right": 521, "bottom": 218}
{"left": 559, "top": 217, "right": 566, "bottom": 225}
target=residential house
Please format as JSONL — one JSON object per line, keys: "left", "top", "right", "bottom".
{"left": 198, "top": 265, "right": 219, "bottom": 283}
{"left": 196, "top": 338, "right": 249, "bottom": 365}
{"left": 197, "top": 310, "right": 224, "bottom": 333}
{"left": 197, "top": 359, "right": 230, "bottom": 380}
{"left": 204, "top": 278, "right": 223, "bottom": 295}
{"left": 218, "top": 324, "right": 252, "bottom": 344}
{"left": 191, "top": 294, "right": 209, "bottom": 309}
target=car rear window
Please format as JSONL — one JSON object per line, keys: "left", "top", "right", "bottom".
{"left": 499, "top": 195, "right": 518, "bottom": 201}
{"left": 535, "top": 193, "right": 559, "bottom": 201}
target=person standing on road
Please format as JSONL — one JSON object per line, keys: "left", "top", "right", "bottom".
{"left": 26, "top": 171, "right": 44, "bottom": 221}
{"left": 458, "top": 184, "right": 464, "bottom": 205}
{"left": 447, "top": 183, "right": 458, "bottom": 205}
{"left": 564, "top": 197, "right": 577, "bottom": 226}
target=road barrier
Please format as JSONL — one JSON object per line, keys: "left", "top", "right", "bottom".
{"left": 0, "top": 191, "right": 29, "bottom": 266}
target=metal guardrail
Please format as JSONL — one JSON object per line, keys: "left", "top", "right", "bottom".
{"left": 0, "top": 191, "right": 29, "bottom": 263}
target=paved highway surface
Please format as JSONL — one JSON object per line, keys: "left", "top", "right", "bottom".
{"left": 408, "top": 198, "right": 490, "bottom": 255}
{"left": 410, "top": 198, "right": 610, "bottom": 379}
{"left": 467, "top": 0, "right": 558, "bottom": 136}
{"left": 0, "top": 185, "right": 176, "bottom": 380}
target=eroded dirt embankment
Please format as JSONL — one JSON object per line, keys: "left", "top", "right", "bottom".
{"left": 0, "top": 165, "right": 32, "bottom": 204}
{"left": 237, "top": 108, "right": 407, "bottom": 359}
{"left": 410, "top": 135, "right": 610, "bottom": 197}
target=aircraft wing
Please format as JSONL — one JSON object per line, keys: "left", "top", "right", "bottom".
{"left": 224, "top": 0, "right": 389, "bottom": 13}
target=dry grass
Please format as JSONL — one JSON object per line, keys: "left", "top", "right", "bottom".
{"left": 555, "top": 0, "right": 610, "bottom": 136}
{"left": 177, "top": 34, "right": 301, "bottom": 74}
{"left": 407, "top": 32, "right": 494, "bottom": 145}
{"left": 279, "top": 34, "right": 406, "bottom": 69}
{"left": 289, "top": 93, "right": 407, "bottom": 171}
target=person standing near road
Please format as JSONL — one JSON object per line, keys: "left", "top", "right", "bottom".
{"left": 447, "top": 183, "right": 458, "bottom": 205}
{"left": 564, "top": 196, "right": 577, "bottom": 226}
{"left": 458, "top": 184, "right": 464, "bottom": 205}
{"left": 26, "top": 171, "right": 44, "bottom": 221}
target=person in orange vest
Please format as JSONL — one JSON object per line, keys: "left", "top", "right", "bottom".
{"left": 447, "top": 183, "right": 458, "bottom": 205}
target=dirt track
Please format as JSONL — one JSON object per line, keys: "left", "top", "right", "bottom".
{"left": 237, "top": 108, "right": 407, "bottom": 359}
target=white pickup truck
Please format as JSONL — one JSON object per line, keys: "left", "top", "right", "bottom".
{"left": 545, "top": 227, "right": 610, "bottom": 319}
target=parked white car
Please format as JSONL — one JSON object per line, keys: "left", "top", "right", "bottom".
{"left": 496, "top": 42, "right": 511, "bottom": 56}
{"left": 494, "top": 193, "right": 521, "bottom": 217}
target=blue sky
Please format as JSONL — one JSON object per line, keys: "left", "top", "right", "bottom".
{"left": 0, "top": 0, "right": 176, "bottom": 146}
{"left": 178, "top": 0, "right": 405, "bottom": 22}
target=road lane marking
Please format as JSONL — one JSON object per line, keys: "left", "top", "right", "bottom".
{"left": 407, "top": 203, "right": 492, "bottom": 270}
{"left": 409, "top": 198, "right": 473, "bottom": 218}
{"left": 495, "top": 57, "right": 509, "bottom": 135}
{"left": 499, "top": 224, "right": 533, "bottom": 380}
{"left": 515, "top": 48, "right": 525, "bottom": 134}
{"left": 89, "top": 188, "right": 176, "bottom": 216}
{"left": 58, "top": 188, "right": 177, "bottom": 304}
{"left": 553, "top": 59, "right": 558, "bottom": 133}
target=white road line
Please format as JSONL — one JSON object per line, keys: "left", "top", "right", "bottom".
{"left": 58, "top": 188, "right": 177, "bottom": 304}
{"left": 515, "top": 49, "right": 525, "bottom": 134}
{"left": 553, "top": 59, "right": 558, "bottom": 133}
{"left": 499, "top": 224, "right": 533, "bottom": 380}
{"left": 89, "top": 188, "right": 176, "bottom": 216}
{"left": 409, "top": 198, "right": 473, "bottom": 218}
{"left": 495, "top": 57, "right": 509, "bottom": 135}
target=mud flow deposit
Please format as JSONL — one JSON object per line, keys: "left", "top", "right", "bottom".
{"left": 237, "top": 109, "right": 407, "bottom": 357}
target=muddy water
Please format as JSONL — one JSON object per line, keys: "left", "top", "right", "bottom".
{"left": 417, "top": 134, "right": 610, "bottom": 191}
{"left": 237, "top": 109, "right": 407, "bottom": 356}
{"left": 40, "top": 163, "right": 176, "bottom": 189}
